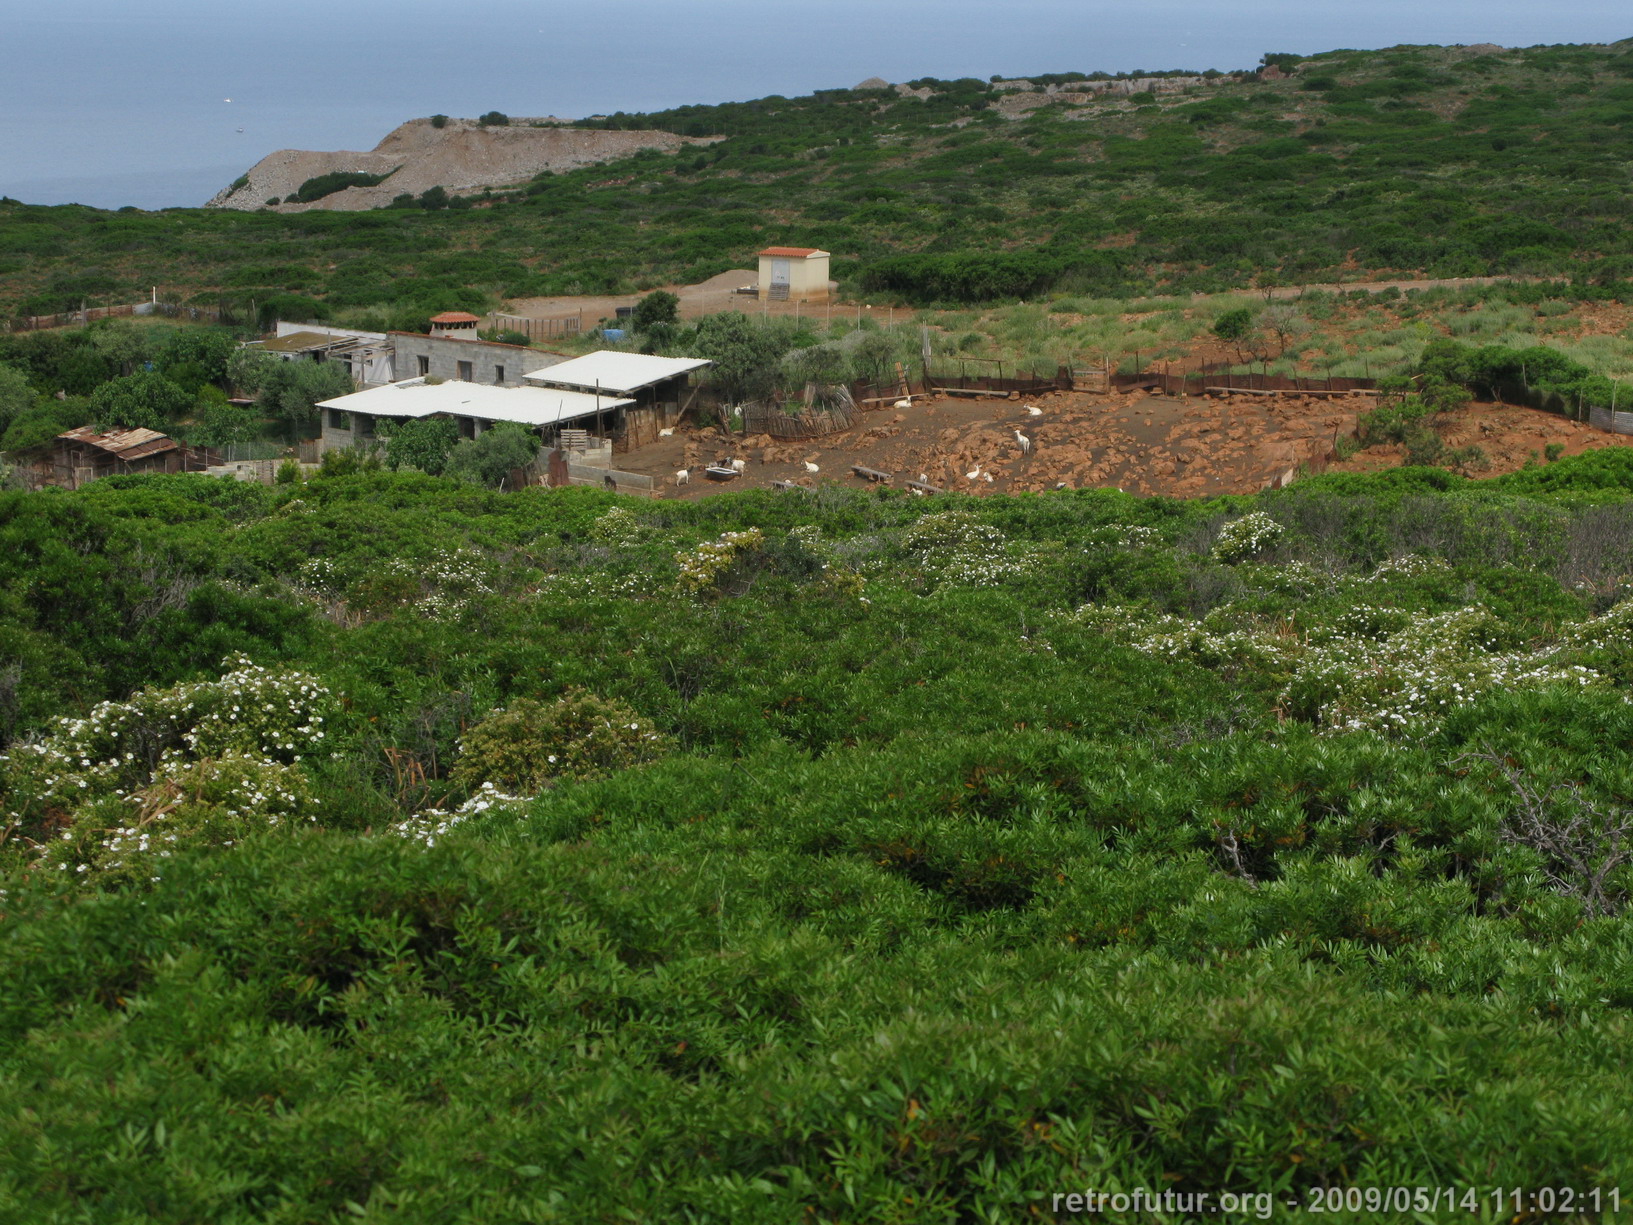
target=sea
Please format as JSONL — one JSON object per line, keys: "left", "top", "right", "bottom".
{"left": 1, "top": 0, "right": 1626, "bottom": 212}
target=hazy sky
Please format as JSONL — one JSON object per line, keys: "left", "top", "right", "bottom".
{"left": 1, "top": 0, "right": 1627, "bottom": 209}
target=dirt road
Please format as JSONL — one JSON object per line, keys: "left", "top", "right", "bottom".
{"left": 504, "top": 270, "right": 852, "bottom": 328}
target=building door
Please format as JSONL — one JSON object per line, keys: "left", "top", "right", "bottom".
{"left": 770, "top": 258, "right": 790, "bottom": 299}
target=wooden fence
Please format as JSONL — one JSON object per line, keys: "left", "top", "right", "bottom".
{"left": 486, "top": 311, "right": 582, "bottom": 342}
{"left": 4, "top": 300, "right": 227, "bottom": 333}
{"left": 1114, "top": 361, "right": 1378, "bottom": 397}
{"left": 742, "top": 403, "right": 857, "bottom": 439}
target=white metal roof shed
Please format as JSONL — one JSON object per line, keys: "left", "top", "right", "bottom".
{"left": 522, "top": 352, "right": 712, "bottom": 395}
{"left": 318, "top": 378, "right": 633, "bottom": 427}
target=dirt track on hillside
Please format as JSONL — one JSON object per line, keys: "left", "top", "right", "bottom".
{"left": 505, "top": 270, "right": 852, "bottom": 329}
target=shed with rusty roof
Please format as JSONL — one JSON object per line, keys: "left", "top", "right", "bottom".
{"left": 51, "top": 426, "right": 208, "bottom": 489}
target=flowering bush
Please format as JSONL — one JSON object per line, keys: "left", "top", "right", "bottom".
{"left": 1068, "top": 598, "right": 1614, "bottom": 738}
{"left": 537, "top": 570, "right": 657, "bottom": 599}
{"left": 1211, "top": 511, "right": 1283, "bottom": 564}
{"left": 41, "top": 753, "right": 316, "bottom": 887}
{"left": 674, "top": 528, "right": 765, "bottom": 593}
{"left": 348, "top": 547, "right": 498, "bottom": 619}
{"left": 1, "top": 656, "right": 335, "bottom": 884}
{"left": 901, "top": 510, "right": 1032, "bottom": 590}
{"left": 388, "top": 783, "right": 531, "bottom": 849}
{"left": 451, "top": 688, "right": 670, "bottom": 790}
{"left": 1371, "top": 554, "right": 1451, "bottom": 580}
{"left": 589, "top": 505, "right": 649, "bottom": 549}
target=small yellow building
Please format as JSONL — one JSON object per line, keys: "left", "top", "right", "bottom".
{"left": 757, "top": 247, "right": 832, "bottom": 302}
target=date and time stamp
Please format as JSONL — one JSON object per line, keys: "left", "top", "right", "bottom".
{"left": 1050, "top": 1184, "right": 1624, "bottom": 1219}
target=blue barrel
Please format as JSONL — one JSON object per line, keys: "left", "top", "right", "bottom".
{"left": 603, "top": 328, "right": 625, "bottom": 341}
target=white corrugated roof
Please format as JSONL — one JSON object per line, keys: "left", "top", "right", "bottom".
{"left": 318, "top": 378, "right": 632, "bottom": 427}
{"left": 523, "top": 351, "right": 711, "bottom": 395}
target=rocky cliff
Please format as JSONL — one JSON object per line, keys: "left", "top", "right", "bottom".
{"left": 207, "top": 117, "right": 720, "bottom": 212}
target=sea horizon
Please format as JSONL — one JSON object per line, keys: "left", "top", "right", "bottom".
{"left": 2, "top": 0, "right": 1627, "bottom": 212}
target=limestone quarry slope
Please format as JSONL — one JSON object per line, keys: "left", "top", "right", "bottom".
{"left": 207, "top": 117, "right": 720, "bottom": 212}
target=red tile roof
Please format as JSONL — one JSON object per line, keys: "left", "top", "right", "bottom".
{"left": 429, "top": 311, "right": 481, "bottom": 323}
{"left": 758, "top": 247, "right": 827, "bottom": 258}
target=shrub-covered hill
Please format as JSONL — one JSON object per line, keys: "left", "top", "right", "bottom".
{"left": 3, "top": 457, "right": 1633, "bottom": 1220}
{"left": 6, "top": 39, "right": 1633, "bottom": 320}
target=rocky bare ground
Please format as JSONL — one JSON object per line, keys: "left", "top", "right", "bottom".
{"left": 622, "top": 389, "right": 1375, "bottom": 500}
{"left": 624, "top": 388, "right": 1632, "bottom": 502}
{"left": 207, "top": 117, "right": 721, "bottom": 212}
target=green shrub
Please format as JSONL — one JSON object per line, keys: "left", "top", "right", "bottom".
{"left": 451, "top": 688, "right": 670, "bottom": 789}
{"left": 1211, "top": 511, "right": 1283, "bottom": 562}
{"left": 291, "top": 169, "right": 397, "bottom": 204}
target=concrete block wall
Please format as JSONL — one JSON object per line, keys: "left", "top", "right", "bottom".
{"left": 389, "top": 333, "right": 568, "bottom": 387}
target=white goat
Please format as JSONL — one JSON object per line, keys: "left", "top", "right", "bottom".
{"left": 658, "top": 427, "right": 674, "bottom": 437}
{"left": 730, "top": 458, "right": 746, "bottom": 474}
{"left": 1025, "top": 405, "right": 1043, "bottom": 417}
{"left": 804, "top": 461, "right": 820, "bottom": 474}
{"left": 1014, "top": 430, "right": 1032, "bottom": 456}
{"left": 731, "top": 405, "right": 742, "bottom": 418}
{"left": 894, "top": 398, "right": 912, "bottom": 409}
{"left": 675, "top": 468, "right": 690, "bottom": 486}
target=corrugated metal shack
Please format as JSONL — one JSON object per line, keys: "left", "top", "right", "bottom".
{"left": 51, "top": 426, "right": 212, "bottom": 489}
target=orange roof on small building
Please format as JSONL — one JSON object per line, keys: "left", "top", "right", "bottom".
{"left": 758, "top": 247, "right": 828, "bottom": 258}
{"left": 429, "top": 311, "right": 481, "bottom": 323}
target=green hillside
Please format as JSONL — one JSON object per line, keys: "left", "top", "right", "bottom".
{"left": 5, "top": 40, "right": 1633, "bottom": 323}
{"left": 3, "top": 460, "right": 1633, "bottom": 1219}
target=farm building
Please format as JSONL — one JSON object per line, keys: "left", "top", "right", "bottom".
{"left": 48, "top": 426, "right": 211, "bottom": 489}
{"left": 523, "top": 352, "right": 712, "bottom": 449}
{"left": 259, "top": 323, "right": 393, "bottom": 386}
{"left": 316, "top": 377, "right": 634, "bottom": 455}
{"left": 257, "top": 316, "right": 571, "bottom": 390}
{"left": 756, "top": 247, "right": 832, "bottom": 302}
{"left": 390, "top": 330, "right": 568, "bottom": 388}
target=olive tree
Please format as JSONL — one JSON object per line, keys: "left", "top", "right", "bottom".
{"left": 443, "top": 423, "right": 538, "bottom": 487}
{"left": 90, "top": 371, "right": 192, "bottom": 432}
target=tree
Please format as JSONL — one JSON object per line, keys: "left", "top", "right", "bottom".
{"left": 378, "top": 416, "right": 460, "bottom": 475}
{"left": 430, "top": 114, "right": 449, "bottom": 129}
{"left": 190, "top": 391, "right": 258, "bottom": 450}
{"left": 442, "top": 423, "right": 538, "bottom": 487}
{"left": 227, "top": 350, "right": 351, "bottom": 439}
{"left": 87, "top": 323, "right": 154, "bottom": 379}
{"left": 1211, "top": 307, "right": 1268, "bottom": 363}
{"left": 851, "top": 331, "right": 899, "bottom": 384}
{"left": 632, "top": 291, "right": 680, "bottom": 333}
{"left": 1256, "top": 304, "right": 1310, "bottom": 356}
{"left": 89, "top": 371, "right": 192, "bottom": 432}
{"left": 478, "top": 111, "right": 510, "bottom": 127}
{"left": 158, "top": 328, "right": 248, "bottom": 388}
{"left": 1212, "top": 307, "right": 1253, "bottom": 341}
{"left": 0, "top": 399, "right": 88, "bottom": 453}
{"left": 690, "top": 312, "right": 797, "bottom": 403}
{"left": 0, "top": 362, "right": 34, "bottom": 436}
